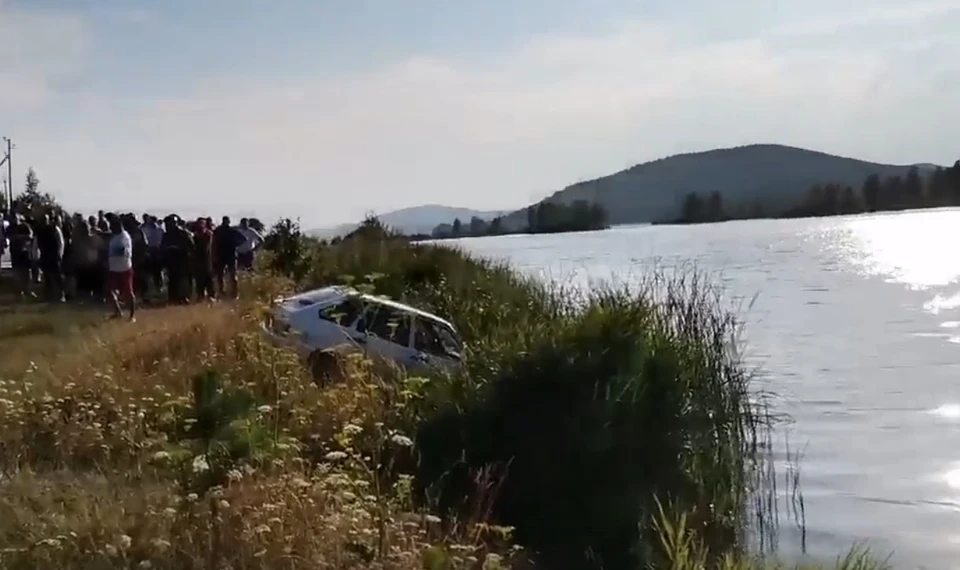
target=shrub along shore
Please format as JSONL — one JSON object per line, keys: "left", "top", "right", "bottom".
{"left": 0, "top": 216, "right": 884, "bottom": 569}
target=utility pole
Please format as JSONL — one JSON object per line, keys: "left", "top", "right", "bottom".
{"left": 0, "top": 137, "right": 11, "bottom": 215}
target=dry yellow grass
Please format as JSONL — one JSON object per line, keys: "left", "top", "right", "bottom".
{"left": 0, "top": 274, "right": 520, "bottom": 570}
{"left": 0, "top": 271, "right": 888, "bottom": 570}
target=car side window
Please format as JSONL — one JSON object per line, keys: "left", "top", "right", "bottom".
{"left": 319, "top": 298, "right": 364, "bottom": 327}
{"left": 365, "top": 303, "right": 412, "bottom": 345}
{"left": 413, "top": 318, "right": 461, "bottom": 357}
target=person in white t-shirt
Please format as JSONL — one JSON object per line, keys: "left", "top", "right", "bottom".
{"left": 236, "top": 218, "right": 264, "bottom": 270}
{"left": 107, "top": 217, "right": 136, "bottom": 321}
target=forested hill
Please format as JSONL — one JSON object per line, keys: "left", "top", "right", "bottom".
{"left": 500, "top": 144, "right": 939, "bottom": 227}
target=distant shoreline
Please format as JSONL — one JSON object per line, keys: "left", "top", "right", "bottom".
{"left": 408, "top": 224, "right": 612, "bottom": 242}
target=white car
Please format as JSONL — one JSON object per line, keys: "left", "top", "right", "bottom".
{"left": 263, "top": 285, "right": 465, "bottom": 381}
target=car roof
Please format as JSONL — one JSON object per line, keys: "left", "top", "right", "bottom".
{"left": 360, "top": 294, "right": 457, "bottom": 331}
{"left": 284, "top": 286, "right": 457, "bottom": 332}
{"left": 284, "top": 285, "right": 356, "bottom": 308}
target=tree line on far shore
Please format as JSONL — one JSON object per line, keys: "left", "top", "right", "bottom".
{"left": 430, "top": 199, "right": 608, "bottom": 239}
{"left": 678, "top": 159, "right": 960, "bottom": 224}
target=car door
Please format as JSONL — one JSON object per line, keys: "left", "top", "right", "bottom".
{"left": 411, "top": 316, "right": 463, "bottom": 374}
{"left": 352, "top": 301, "right": 415, "bottom": 366}
{"left": 315, "top": 296, "right": 365, "bottom": 347}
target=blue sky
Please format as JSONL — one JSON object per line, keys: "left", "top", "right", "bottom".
{"left": 2, "top": 0, "right": 959, "bottom": 227}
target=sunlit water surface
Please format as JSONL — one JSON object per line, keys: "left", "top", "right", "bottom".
{"left": 452, "top": 208, "right": 960, "bottom": 569}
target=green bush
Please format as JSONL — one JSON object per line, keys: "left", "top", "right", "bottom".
{"left": 263, "top": 217, "right": 775, "bottom": 569}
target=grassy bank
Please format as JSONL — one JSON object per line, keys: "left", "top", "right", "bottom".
{"left": 0, "top": 218, "right": 886, "bottom": 569}
{"left": 270, "top": 218, "right": 778, "bottom": 567}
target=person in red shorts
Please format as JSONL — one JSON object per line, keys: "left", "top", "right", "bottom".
{"left": 107, "top": 217, "right": 137, "bottom": 321}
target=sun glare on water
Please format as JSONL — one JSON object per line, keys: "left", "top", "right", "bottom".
{"left": 839, "top": 210, "right": 960, "bottom": 291}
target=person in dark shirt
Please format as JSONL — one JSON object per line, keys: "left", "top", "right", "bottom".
{"left": 96, "top": 210, "right": 109, "bottom": 233}
{"left": 9, "top": 215, "right": 35, "bottom": 298}
{"left": 70, "top": 219, "right": 103, "bottom": 299}
{"left": 60, "top": 214, "right": 75, "bottom": 298}
{"left": 26, "top": 215, "right": 41, "bottom": 285}
{"left": 161, "top": 215, "right": 194, "bottom": 304}
{"left": 212, "top": 215, "right": 243, "bottom": 299}
{"left": 192, "top": 217, "right": 215, "bottom": 301}
{"left": 36, "top": 213, "right": 65, "bottom": 302}
{"left": 141, "top": 214, "right": 165, "bottom": 293}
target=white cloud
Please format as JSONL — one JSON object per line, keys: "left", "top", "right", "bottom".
{"left": 764, "top": 0, "right": 960, "bottom": 38}
{"left": 0, "top": 6, "right": 90, "bottom": 112}
{"left": 3, "top": 2, "right": 960, "bottom": 227}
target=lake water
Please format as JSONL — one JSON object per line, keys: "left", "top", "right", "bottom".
{"left": 454, "top": 208, "right": 960, "bottom": 569}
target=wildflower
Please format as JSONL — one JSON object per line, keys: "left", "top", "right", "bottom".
{"left": 138, "top": 561, "right": 153, "bottom": 569}
{"left": 226, "top": 469, "right": 243, "bottom": 482}
{"left": 257, "top": 404, "right": 273, "bottom": 414}
{"left": 117, "top": 534, "right": 133, "bottom": 550}
{"left": 186, "top": 493, "right": 199, "bottom": 502}
{"left": 324, "top": 451, "right": 348, "bottom": 461}
{"left": 152, "top": 538, "right": 171, "bottom": 552}
{"left": 425, "top": 514, "right": 441, "bottom": 524}
{"left": 390, "top": 434, "right": 414, "bottom": 447}
{"left": 253, "top": 525, "right": 271, "bottom": 534}
{"left": 104, "top": 544, "right": 118, "bottom": 556}
{"left": 483, "top": 553, "right": 504, "bottom": 569}
{"left": 292, "top": 477, "right": 310, "bottom": 489}
{"left": 191, "top": 454, "right": 210, "bottom": 473}
{"left": 342, "top": 423, "right": 363, "bottom": 436}
{"left": 151, "top": 450, "right": 171, "bottom": 462}
{"left": 163, "top": 507, "right": 177, "bottom": 516}
{"left": 219, "top": 500, "right": 230, "bottom": 509}
{"left": 35, "top": 538, "right": 62, "bottom": 548}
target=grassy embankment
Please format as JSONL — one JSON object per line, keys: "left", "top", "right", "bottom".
{"left": 0, "top": 219, "right": 885, "bottom": 569}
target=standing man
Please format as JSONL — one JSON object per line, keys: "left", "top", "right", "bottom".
{"left": 212, "top": 216, "right": 243, "bottom": 299}
{"left": 192, "top": 217, "right": 215, "bottom": 301}
{"left": 70, "top": 219, "right": 102, "bottom": 300}
{"left": 141, "top": 214, "right": 165, "bottom": 293}
{"left": 123, "top": 215, "right": 149, "bottom": 300}
{"left": 236, "top": 217, "right": 264, "bottom": 271}
{"left": 36, "top": 213, "right": 65, "bottom": 302}
{"left": 0, "top": 213, "right": 7, "bottom": 260}
{"left": 9, "top": 214, "right": 34, "bottom": 298}
{"left": 161, "top": 215, "right": 193, "bottom": 304}
{"left": 96, "top": 210, "right": 110, "bottom": 233}
{"left": 107, "top": 217, "right": 136, "bottom": 321}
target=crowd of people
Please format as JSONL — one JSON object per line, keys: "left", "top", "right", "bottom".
{"left": 0, "top": 210, "right": 266, "bottom": 321}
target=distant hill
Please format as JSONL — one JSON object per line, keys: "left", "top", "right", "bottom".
{"left": 311, "top": 205, "right": 510, "bottom": 238}
{"left": 498, "top": 144, "right": 941, "bottom": 228}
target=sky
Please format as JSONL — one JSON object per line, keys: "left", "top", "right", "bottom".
{"left": 2, "top": 0, "right": 959, "bottom": 228}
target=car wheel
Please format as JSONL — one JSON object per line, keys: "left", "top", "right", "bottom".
{"left": 307, "top": 350, "right": 342, "bottom": 387}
